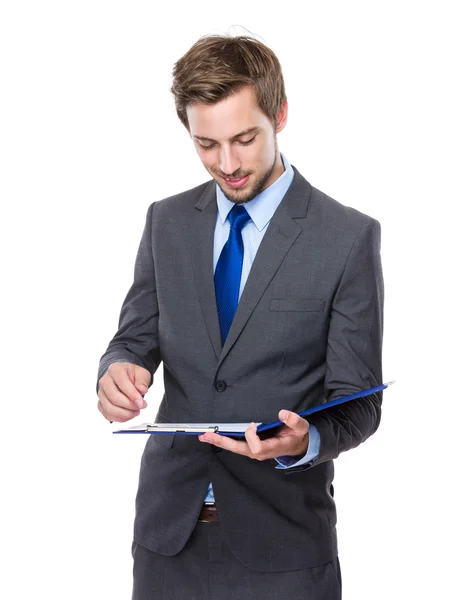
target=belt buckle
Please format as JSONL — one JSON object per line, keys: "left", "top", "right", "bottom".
{"left": 199, "top": 503, "right": 217, "bottom": 523}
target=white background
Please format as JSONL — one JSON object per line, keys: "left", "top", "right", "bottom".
{"left": 1, "top": 1, "right": 473, "bottom": 598}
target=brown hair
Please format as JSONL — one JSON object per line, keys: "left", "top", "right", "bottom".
{"left": 170, "top": 34, "right": 287, "bottom": 131}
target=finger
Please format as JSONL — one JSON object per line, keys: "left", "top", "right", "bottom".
{"left": 113, "top": 366, "right": 148, "bottom": 409}
{"left": 106, "top": 367, "right": 148, "bottom": 410}
{"left": 98, "top": 397, "right": 140, "bottom": 423}
{"left": 99, "top": 376, "right": 144, "bottom": 412}
{"left": 245, "top": 424, "right": 297, "bottom": 461}
{"left": 244, "top": 422, "right": 263, "bottom": 456}
{"left": 97, "top": 388, "right": 141, "bottom": 422}
{"left": 278, "top": 410, "right": 309, "bottom": 435}
{"left": 131, "top": 365, "right": 151, "bottom": 396}
{"left": 198, "top": 432, "right": 251, "bottom": 457}
{"left": 135, "top": 383, "right": 149, "bottom": 396}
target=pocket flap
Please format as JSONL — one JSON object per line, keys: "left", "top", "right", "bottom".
{"left": 270, "top": 298, "right": 326, "bottom": 312}
{"left": 152, "top": 431, "right": 176, "bottom": 449}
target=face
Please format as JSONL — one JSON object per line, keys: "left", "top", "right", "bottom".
{"left": 186, "top": 85, "right": 288, "bottom": 204}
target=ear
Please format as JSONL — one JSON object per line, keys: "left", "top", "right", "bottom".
{"left": 275, "top": 99, "right": 288, "bottom": 134}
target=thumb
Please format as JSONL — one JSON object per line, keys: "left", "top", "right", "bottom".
{"left": 133, "top": 366, "right": 151, "bottom": 396}
{"left": 135, "top": 383, "right": 149, "bottom": 396}
{"left": 278, "top": 409, "right": 308, "bottom": 433}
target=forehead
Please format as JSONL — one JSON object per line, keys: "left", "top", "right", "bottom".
{"left": 186, "top": 85, "right": 270, "bottom": 139}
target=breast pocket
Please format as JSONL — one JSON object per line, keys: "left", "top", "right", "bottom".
{"left": 269, "top": 297, "right": 328, "bottom": 385}
{"left": 269, "top": 298, "right": 326, "bottom": 312}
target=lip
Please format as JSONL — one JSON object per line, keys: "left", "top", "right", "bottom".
{"left": 221, "top": 174, "right": 250, "bottom": 189}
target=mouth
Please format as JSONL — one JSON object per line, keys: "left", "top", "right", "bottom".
{"left": 221, "top": 174, "right": 250, "bottom": 189}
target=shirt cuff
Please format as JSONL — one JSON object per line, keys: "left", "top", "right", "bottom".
{"left": 274, "top": 424, "right": 321, "bottom": 469}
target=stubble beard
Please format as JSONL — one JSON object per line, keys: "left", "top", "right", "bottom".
{"left": 217, "top": 150, "right": 278, "bottom": 205}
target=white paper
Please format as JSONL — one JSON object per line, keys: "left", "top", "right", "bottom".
{"left": 116, "top": 422, "right": 262, "bottom": 433}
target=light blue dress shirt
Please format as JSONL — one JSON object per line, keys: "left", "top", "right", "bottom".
{"left": 204, "top": 153, "right": 321, "bottom": 503}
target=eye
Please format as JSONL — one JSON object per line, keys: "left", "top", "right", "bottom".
{"left": 198, "top": 135, "right": 257, "bottom": 151}
{"left": 237, "top": 136, "right": 257, "bottom": 146}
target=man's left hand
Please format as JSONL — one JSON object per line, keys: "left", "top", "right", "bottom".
{"left": 198, "top": 410, "right": 309, "bottom": 460}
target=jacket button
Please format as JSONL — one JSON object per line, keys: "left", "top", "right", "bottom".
{"left": 215, "top": 380, "right": 227, "bottom": 392}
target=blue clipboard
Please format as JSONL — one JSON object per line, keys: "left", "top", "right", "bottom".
{"left": 113, "top": 381, "right": 394, "bottom": 437}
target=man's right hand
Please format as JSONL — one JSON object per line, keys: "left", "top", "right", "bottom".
{"left": 97, "top": 362, "right": 151, "bottom": 423}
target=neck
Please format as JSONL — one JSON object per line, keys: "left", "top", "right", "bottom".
{"left": 262, "top": 151, "right": 285, "bottom": 192}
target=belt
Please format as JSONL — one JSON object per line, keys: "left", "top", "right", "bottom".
{"left": 198, "top": 504, "right": 218, "bottom": 522}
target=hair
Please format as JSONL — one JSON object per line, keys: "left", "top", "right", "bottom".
{"left": 170, "top": 34, "right": 287, "bottom": 131}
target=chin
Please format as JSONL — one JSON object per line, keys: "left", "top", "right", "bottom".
{"left": 222, "top": 186, "right": 258, "bottom": 204}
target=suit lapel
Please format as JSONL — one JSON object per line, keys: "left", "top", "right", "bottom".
{"left": 218, "top": 167, "right": 311, "bottom": 369}
{"left": 190, "top": 181, "right": 222, "bottom": 360}
{"left": 190, "top": 167, "right": 312, "bottom": 367}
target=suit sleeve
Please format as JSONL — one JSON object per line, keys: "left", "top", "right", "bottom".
{"left": 96, "top": 202, "right": 161, "bottom": 394}
{"left": 285, "top": 217, "right": 384, "bottom": 473}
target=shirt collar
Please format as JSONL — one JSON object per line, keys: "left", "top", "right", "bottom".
{"left": 215, "top": 153, "right": 294, "bottom": 232}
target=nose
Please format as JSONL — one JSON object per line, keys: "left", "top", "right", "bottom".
{"left": 219, "top": 145, "right": 241, "bottom": 177}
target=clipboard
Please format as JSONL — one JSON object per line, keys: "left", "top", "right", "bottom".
{"left": 113, "top": 381, "right": 394, "bottom": 437}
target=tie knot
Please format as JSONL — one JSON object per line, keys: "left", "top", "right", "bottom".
{"left": 228, "top": 204, "right": 251, "bottom": 232}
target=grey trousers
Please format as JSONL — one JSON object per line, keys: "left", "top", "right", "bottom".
{"left": 131, "top": 522, "right": 342, "bottom": 600}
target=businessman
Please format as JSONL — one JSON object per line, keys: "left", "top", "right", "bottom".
{"left": 96, "top": 34, "right": 384, "bottom": 599}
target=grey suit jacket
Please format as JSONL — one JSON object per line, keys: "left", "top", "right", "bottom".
{"left": 96, "top": 165, "right": 384, "bottom": 571}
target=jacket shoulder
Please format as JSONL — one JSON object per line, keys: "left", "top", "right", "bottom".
{"left": 309, "top": 185, "right": 381, "bottom": 234}
{"left": 149, "top": 180, "right": 212, "bottom": 217}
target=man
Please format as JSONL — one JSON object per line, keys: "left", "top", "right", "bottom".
{"left": 96, "top": 34, "right": 384, "bottom": 599}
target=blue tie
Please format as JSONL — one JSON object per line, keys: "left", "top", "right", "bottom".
{"left": 214, "top": 204, "right": 252, "bottom": 344}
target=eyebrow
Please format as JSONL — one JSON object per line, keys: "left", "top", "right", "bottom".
{"left": 193, "top": 126, "right": 261, "bottom": 143}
